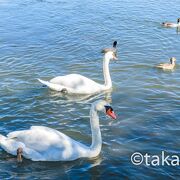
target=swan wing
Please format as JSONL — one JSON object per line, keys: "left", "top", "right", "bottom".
{"left": 38, "top": 78, "right": 66, "bottom": 92}
{"left": 7, "top": 126, "right": 76, "bottom": 152}
{"left": 5, "top": 126, "right": 89, "bottom": 161}
{"left": 50, "top": 74, "right": 100, "bottom": 87}
{"left": 49, "top": 74, "right": 103, "bottom": 94}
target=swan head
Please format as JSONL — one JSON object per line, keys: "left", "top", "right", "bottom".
{"left": 94, "top": 100, "right": 117, "bottom": 120}
{"left": 170, "top": 57, "right": 176, "bottom": 64}
{"left": 103, "top": 51, "right": 117, "bottom": 61}
{"left": 177, "top": 18, "right": 180, "bottom": 23}
{"left": 101, "top": 41, "right": 117, "bottom": 60}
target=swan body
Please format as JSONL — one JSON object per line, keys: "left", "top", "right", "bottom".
{"left": 0, "top": 126, "right": 89, "bottom": 161}
{"left": 38, "top": 74, "right": 104, "bottom": 94}
{"left": 0, "top": 100, "right": 116, "bottom": 161}
{"left": 162, "top": 18, "right": 180, "bottom": 28}
{"left": 38, "top": 41, "right": 117, "bottom": 94}
{"left": 156, "top": 57, "right": 176, "bottom": 70}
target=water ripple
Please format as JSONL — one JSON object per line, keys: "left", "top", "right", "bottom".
{"left": 0, "top": 0, "right": 180, "bottom": 179}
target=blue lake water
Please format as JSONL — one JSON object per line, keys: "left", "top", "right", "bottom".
{"left": 0, "top": 0, "right": 180, "bottom": 179}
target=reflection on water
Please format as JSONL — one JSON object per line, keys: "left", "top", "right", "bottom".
{"left": 48, "top": 89, "right": 113, "bottom": 103}
{"left": 0, "top": 0, "right": 180, "bottom": 179}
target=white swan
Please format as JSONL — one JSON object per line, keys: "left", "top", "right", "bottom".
{"left": 0, "top": 100, "right": 116, "bottom": 162}
{"left": 162, "top": 18, "right": 180, "bottom": 28}
{"left": 38, "top": 41, "right": 117, "bottom": 94}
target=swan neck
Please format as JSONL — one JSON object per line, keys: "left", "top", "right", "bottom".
{"left": 103, "top": 55, "right": 112, "bottom": 89}
{"left": 90, "top": 105, "right": 102, "bottom": 155}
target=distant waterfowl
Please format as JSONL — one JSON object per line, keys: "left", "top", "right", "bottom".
{"left": 156, "top": 57, "right": 176, "bottom": 70}
{"left": 38, "top": 41, "right": 117, "bottom": 94}
{"left": 162, "top": 18, "right": 180, "bottom": 28}
{"left": 0, "top": 100, "right": 116, "bottom": 162}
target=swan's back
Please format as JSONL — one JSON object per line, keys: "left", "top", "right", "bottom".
{"left": 4, "top": 126, "right": 89, "bottom": 161}
{"left": 50, "top": 74, "right": 102, "bottom": 93}
{"left": 7, "top": 126, "right": 76, "bottom": 151}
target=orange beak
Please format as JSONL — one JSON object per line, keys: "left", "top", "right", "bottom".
{"left": 106, "top": 109, "right": 117, "bottom": 120}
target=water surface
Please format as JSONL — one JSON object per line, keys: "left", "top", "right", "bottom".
{"left": 0, "top": 0, "right": 180, "bottom": 179}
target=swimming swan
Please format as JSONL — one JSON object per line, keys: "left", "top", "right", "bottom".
{"left": 156, "top": 57, "right": 176, "bottom": 70}
{"left": 0, "top": 100, "right": 116, "bottom": 162}
{"left": 38, "top": 41, "right": 117, "bottom": 94}
{"left": 162, "top": 18, "right": 180, "bottom": 28}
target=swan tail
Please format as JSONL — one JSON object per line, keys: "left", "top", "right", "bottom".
{"left": 38, "top": 79, "right": 67, "bottom": 92}
{"left": 0, "top": 134, "right": 6, "bottom": 145}
{"left": 156, "top": 65, "right": 163, "bottom": 68}
{"left": 0, "top": 134, "right": 25, "bottom": 156}
{"left": 38, "top": 78, "right": 50, "bottom": 86}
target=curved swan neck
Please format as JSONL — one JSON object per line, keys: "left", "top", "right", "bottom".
{"left": 90, "top": 104, "right": 102, "bottom": 155}
{"left": 103, "top": 54, "right": 112, "bottom": 89}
